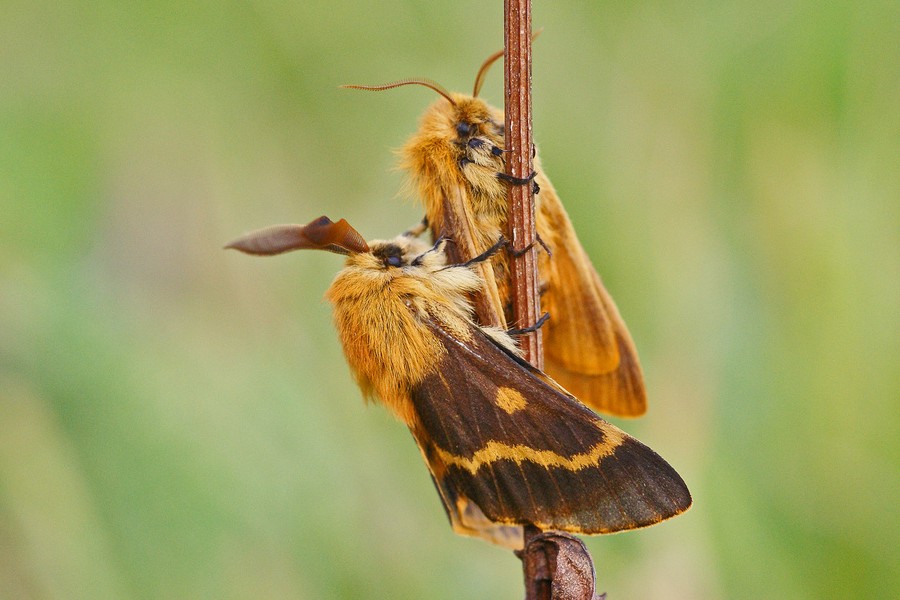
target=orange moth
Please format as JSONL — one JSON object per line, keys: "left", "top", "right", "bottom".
{"left": 226, "top": 216, "right": 691, "bottom": 548}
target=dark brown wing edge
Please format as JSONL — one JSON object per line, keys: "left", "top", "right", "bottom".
{"left": 407, "top": 317, "right": 691, "bottom": 548}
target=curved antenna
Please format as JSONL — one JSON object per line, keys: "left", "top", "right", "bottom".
{"left": 472, "top": 49, "right": 504, "bottom": 97}
{"left": 473, "top": 29, "right": 544, "bottom": 97}
{"left": 225, "top": 216, "right": 370, "bottom": 256}
{"left": 341, "top": 79, "right": 456, "bottom": 106}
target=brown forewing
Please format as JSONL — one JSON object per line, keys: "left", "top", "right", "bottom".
{"left": 408, "top": 317, "right": 691, "bottom": 541}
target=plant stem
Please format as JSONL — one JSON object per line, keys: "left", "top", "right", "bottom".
{"left": 504, "top": 4, "right": 600, "bottom": 598}
{"left": 504, "top": 0, "right": 543, "bottom": 370}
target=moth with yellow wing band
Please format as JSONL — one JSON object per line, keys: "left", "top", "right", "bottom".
{"left": 227, "top": 216, "right": 691, "bottom": 549}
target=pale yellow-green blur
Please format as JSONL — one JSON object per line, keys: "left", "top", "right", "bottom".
{"left": 1, "top": 2, "right": 896, "bottom": 599}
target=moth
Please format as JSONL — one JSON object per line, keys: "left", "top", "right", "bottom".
{"left": 226, "top": 216, "right": 691, "bottom": 549}
{"left": 345, "top": 50, "right": 647, "bottom": 417}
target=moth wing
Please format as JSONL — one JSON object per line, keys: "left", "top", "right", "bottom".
{"left": 409, "top": 318, "right": 691, "bottom": 549}
{"left": 538, "top": 180, "right": 647, "bottom": 416}
{"left": 436, "top": 183, "right": 508, "bottom": 330}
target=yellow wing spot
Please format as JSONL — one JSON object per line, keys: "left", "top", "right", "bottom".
{"left": 433, "top": 422, "right": 626, "bottom": 475}
{"left": 495, "top": 386, "right": 527, "bottom": 414}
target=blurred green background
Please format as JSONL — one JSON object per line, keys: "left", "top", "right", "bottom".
{"left": 1, "top": 1, "right": 897, "bottom": 598}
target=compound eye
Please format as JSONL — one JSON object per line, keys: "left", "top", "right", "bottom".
{"left": 456, "top": 121, "right": 472, "bottom": 138}
{"left": 385, "top": 255, "right": 403, "bottom": 267}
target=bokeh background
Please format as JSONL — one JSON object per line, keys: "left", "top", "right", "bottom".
{"left": 1, "top": 1, "right": 897, "bottom": 598}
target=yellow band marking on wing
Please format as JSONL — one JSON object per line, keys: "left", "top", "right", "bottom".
{"left": 434, "top": 421, "right": 625, "bottom": 475}
{"left": 495, "top": 386, "right": 527, "bottom": 414}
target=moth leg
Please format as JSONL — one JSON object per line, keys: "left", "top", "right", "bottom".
{"left": 497, "top": 170, "right": 536, "bottom": 186}
{"left": 440, "top": 236, "right": 506, "bottom": 271}
{"left": 535, "top": 233, "right": 552, "bottom": 257}
{"left": 507, "top": 240, "right": 534, "bottom": 258}
{"left": 505, "top": 232, "right": 550, "bottom": 260}
{"left": 497, "top": 170, "right": 540, "bottom": 195}
{"left": 507, "top": 236, "right": 548, "bottom": 258}
{"left": 411, "top": 234, "right": 453, "bottom": 266}
{"left": 403, "top": 216, "right": 429, "bottom": 238}
{"left": 486, "top": 143, "right": 534, "bottom": 158}
{"left": 466, "top": 138, "right": 507, "bottom": 165}
{"left": 507, "top": 312, "right": 550, "bottom": 336}
{"left": 460, "top": 236, "right": 507, "bottom": 267}
{"left": 480, "top": 139, "right": 506, "bottom": 157}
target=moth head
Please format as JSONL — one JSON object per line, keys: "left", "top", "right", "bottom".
{"left": 361, "top": 235, "right": 443, "bottom": 272}
{"left": 225, "top": 215, "right": 370, "bottom": 257}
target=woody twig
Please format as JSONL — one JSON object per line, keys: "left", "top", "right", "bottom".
{"left": 504, "top": 0, "right": 542, "bottom": 371}
{"left": 504, "top": 3, "right": 601, "bottom": 599}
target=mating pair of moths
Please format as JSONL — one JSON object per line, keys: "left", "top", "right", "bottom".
{"left": 227, "top": 52, "right": 691, "bottom": 549}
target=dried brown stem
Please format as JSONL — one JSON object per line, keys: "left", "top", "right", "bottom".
{"left": 504, "top": 0, "right": 542, "bottom": 370}
{"left": 504, "top": 3, "right": 600, "bottom": 598}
